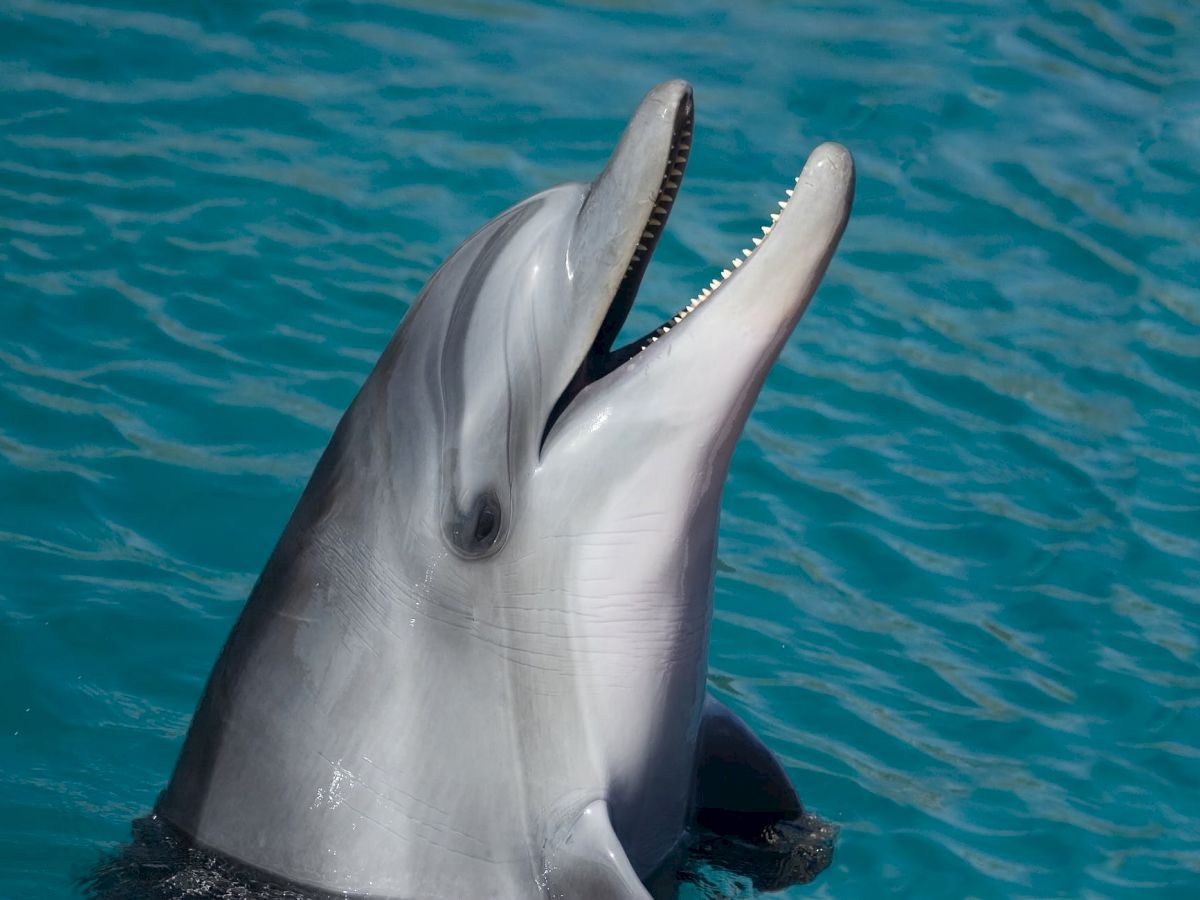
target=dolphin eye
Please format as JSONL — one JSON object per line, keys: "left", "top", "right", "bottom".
{"left": 447, "top": 490, "right": 505, "bottom": 559}
{"left": 473, "top": 501, "right": 499, "bottom": 545}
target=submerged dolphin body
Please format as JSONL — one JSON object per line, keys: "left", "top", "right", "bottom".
{"left": 158, "top": 81, "right": 854, "bottom": 898}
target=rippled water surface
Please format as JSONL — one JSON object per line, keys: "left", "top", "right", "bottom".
{"left": 2, "top": 1, "right": 1198, "bottom": 897}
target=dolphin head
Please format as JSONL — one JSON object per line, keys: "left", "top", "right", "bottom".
{"left": 344, "top": 79, "right": 852, "bottom": 586}
{"left": 331, "top": 77, "right": 854, "bottom": 862}
{"left": 159, "top": 79, "right": 854, "bottom": 896}
{"left": 341, "top": 82, "right": 702, "bottom": 565}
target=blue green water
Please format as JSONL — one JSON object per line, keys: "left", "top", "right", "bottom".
{"left": 2, "top": 0, "right": 1198, "bottom": 897}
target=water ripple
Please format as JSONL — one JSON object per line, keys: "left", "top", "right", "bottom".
{"left": 2, "top": 0, "right": 1198, "bottom": 897}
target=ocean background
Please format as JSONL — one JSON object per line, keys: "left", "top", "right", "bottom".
{"left": 1, "top": 0, "right": 1197, "bottom": 897}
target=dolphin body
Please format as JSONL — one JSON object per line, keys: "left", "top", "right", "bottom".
{"left": 158, "top": 80, "right": 854, "bottom": 898}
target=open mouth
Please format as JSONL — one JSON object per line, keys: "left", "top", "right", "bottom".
{"left": 541, "top": 96, "right": 798, "bottom": 447}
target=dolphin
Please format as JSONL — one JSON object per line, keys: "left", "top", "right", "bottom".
{"left": 156, "top": 79, "right": 854, "bottom": 898}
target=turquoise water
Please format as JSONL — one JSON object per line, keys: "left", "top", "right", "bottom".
{"left": 2, "top": 0, "right": 1198, "bottom": 896}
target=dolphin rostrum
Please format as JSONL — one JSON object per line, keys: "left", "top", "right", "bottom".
{"left": 157, "top": 80, "right": 854, "bottom": 898}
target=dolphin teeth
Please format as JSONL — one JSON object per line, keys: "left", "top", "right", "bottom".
{"left": 785, "top": 188, "right": 794, "bottom": 198}
{"left": 654, "top": 206, "right": 668, "bottom": 215}
{"left": 657, "top": 174, "right": 808, "bottom": 354}
{"left": 648, "top": 218, "right": 662, "bottom": 227}
{"left": 670, "top": 168, "right": 684, "bottom": 177}
{"left": 665, "top": 180, "right": 679, "bottom": 189}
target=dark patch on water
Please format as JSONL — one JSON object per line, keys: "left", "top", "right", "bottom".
{"left": 81, "top": 812, "right": 834, "bottom": 899}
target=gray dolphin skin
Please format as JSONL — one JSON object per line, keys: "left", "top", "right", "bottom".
{"left": 157, "top": 80, "right": 854, "bottom": 898}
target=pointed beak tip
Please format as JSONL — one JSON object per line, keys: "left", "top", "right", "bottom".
{"left": 804, "top": 142, "right": 855, "bottom": 195}
{"left": 653, "top": 79, "right": 693, "bottom": 104}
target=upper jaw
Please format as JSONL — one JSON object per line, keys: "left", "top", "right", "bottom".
{"left": 568, "top": 79, "right": 694, "bottom": 321}
{"left": 544, "top": 81, "right": 694, "bottom": 445}
{"left": 580, "top": 82, "right": 694, "bottom": 362}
